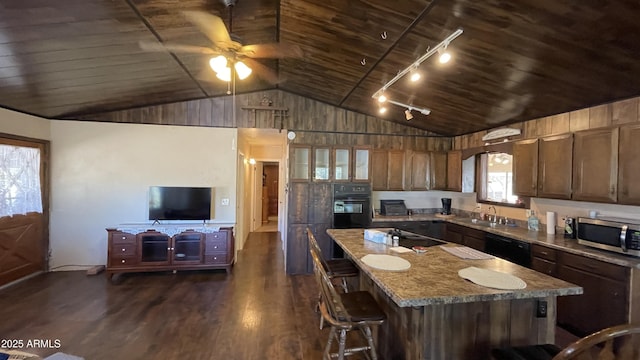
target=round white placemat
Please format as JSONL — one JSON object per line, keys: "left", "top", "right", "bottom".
{"left": 360, "top": 254, "right": 411, "bottom": 271}
{"left": 458, "top": 266, "right": 527, "bottom": 290}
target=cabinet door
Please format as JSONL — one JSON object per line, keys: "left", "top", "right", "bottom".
{"left": 290, "top": 146, "right": 311, "bottom": 181}
{"left": 513, "top": 139, "right": 539, "bottom": 197}
{"left": 353, "top": 147, "right": 371, "bottom": 182}
{"left": 309, "top": 183, "right": 333, "bottom": 224}
{"left": 139, "top": 232, "right": 170, "bottom": 265}
{"left": 410, "top": 151, "right": 429, "bottom": 190}
{"left": 445, "top": 224, "right": 464, "bottom": 244}
{"left": 173, "top": 232, "right": 203, "bottom": 264}
{"left": 557, "top": 264, "right": 627, "bottom": 336}
{"left": 313, "top": 147, "right": 331, "bottom": 181}
{"left": 618, "top": 124, "right": 640, "bottom": 205}
{"left": 572, "top": 128, "right": 619, "bottom": 203}
{"left": 387, "top": 150, "right": 405, "bottom": 190}
{"left": 371, "top": 149, "right": 389, "bottom": 190}
{"left": 429, "top": 152, "right": 448, "bottom": 190}
{"left": 537, "top": 134, "right": 573, "bottom": 199}
{"left": 446, "top": 150, "right": 462, "bottom": 191}
{"left": 333, "top": 147, "right": 351, "bottom": 181}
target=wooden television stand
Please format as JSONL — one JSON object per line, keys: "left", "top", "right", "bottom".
{"left": 106, "top": 225, "right": 234, "bottom": 281}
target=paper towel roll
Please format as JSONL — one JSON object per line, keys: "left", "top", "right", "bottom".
{"left": 546, "top": 211, "right": 556, "bottom": 235}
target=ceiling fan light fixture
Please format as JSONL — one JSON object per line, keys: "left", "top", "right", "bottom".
{"left": 216, "top": 66, "right": 232, "bottom": 82}
{"left": 234, "top": 61, "right": 252, "bottom": 80}
{"left": 209, "top": 55, "right": 228, "bottom": 73}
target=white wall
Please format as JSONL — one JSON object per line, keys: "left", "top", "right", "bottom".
{"left": 0, "top": 108, "right": 51, "bottom": 140}
{"left": 49, "top": 121, "right": 238, "bottom": 270}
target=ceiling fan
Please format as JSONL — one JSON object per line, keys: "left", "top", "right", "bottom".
{"left": 139, "top": 0, "right": 302, "bottom": 84}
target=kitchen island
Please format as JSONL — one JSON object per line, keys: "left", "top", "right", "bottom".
{"left": 327, "top": 228, "right": 583, "bottom": 360}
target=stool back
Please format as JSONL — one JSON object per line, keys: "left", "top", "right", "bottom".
{"left": 308, "top": 233, "right": 351, "bottom": 323}
{"left": 307, "top": 228, "right": 332, "bottom": 273}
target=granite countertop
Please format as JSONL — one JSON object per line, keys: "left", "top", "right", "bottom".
{"left": 373, "top": 214, "right": 640, "bottom": 269}
{"left": 327, "top": 228, "right": 582, "bottom": 308}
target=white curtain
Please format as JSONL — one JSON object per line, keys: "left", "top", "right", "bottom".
{"left": 0, "top": 144, "right": 43, "bottom": 217}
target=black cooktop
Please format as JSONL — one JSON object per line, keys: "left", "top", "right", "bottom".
{"left": 389, "top": 229, "right": 446, "bottom": 249}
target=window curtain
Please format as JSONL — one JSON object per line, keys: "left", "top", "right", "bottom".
{"left": 0, "top": 145, "right": 43, "bottom": 217}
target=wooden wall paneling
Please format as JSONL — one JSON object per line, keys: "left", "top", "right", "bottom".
{"left": 334, "top": 109, "right": 348, "bottom": 133}
{"left": 211, "top": 98, "right": 226, "bottom": 127}
{"left": 524, "top": 118, "right": 541, "bottom": 138}
{"left": 198, "top": 98, "right": 213, "bottom": 126}
{"left": 612, "top": 98, "right": 639, "bottom": 125}
{"left": 569, "top": 108, "right": 590, "bottom": 132}
{"left": 186, "top": 100, "right": 200, "bottom": 126}
{"left": 509, "top": 299, "right": 537, "bottom": 346}
{"left": 589, "top": 103, "right": 612, "bottom": 129}
{"left": 550, "top": 113, "right": 570, "bottom": 135}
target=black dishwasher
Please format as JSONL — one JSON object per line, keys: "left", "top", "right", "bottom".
{"left": 485, "top": 233, "right": 531, "bottom": 267}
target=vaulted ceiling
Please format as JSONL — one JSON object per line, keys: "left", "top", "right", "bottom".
{"left": 1, "top": 0, "right": 639, "bottom": 136}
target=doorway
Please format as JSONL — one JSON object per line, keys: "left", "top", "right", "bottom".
{"left": 254, "top": 161, "right": 280, "bottom": 233}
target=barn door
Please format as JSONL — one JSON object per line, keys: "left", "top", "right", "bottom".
{"left": 0, "top": 136, "right": 49, "bottom": 286}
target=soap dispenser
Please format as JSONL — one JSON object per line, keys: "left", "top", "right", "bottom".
{"left": 528, "top": 210, "right": 539, "bottom": 231}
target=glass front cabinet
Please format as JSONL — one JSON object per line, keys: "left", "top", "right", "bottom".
{"left": 290, "top": 145, "right": 370, "bottom": 182}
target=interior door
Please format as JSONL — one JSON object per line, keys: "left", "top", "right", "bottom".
{"left": 0, "top": 137, "right": 49, "bottom": 286}
{"left": 264, "top": 164, "right": 279, "bottom": 217}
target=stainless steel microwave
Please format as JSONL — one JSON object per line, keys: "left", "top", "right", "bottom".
{"left": 577, "top": 217, "right": 640, "bottom": 257}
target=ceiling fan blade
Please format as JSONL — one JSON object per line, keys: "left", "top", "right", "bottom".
{"left": 242, "top": 58, "right": 282, "bottom": 84}
{"left": 139, "top": 41, "right": 217, "bottom": 55}
{"left": 182, "top": 11, "right": 237, "bottom": 49}
{"left": 238, "top": 43, "right": 303, "bottom": 59}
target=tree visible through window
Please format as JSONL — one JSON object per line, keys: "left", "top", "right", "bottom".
{"left": 0, "top": 144, "right": 43, "bottom": 217}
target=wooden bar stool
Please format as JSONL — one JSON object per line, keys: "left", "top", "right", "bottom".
{"left": 309, "top": 240, "right": 386, "bottom": 360}
{"left": 307, "top": 228, "right": 359, "bottom": 329}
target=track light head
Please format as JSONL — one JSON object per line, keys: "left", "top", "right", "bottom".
{"left": 379, "top": 106, "right": 387, "bottom": 114}
{"left": 377, "top": 93, "right": 387, "bottom": 103}
{"left": 404, "top": 109, "right": 414, "bottom": 121}
{"left": 420, "top": 108, "right": 431, "bottom": 116}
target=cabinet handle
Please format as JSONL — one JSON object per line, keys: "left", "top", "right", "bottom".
{"left": 121, "top": 259, "right": 126, "bottom": 263}
{"left": 611, "top": 185, "right": 616, "bottom": 195}
{"left": 122, "top": 248, "right": 126, "bottom": 252}
{"left": 532, "top": 183, "right": 536, "bottom": 189}
{"left": 213, "top": 256, "right": 217, "bottom": 260}
{"left": 121, "top": 236, "right": 126, "bottom": 240}
{"left": 540, "top": 251, "right": 548, "bottom": 256}
{"left": 213, "top": 245, "right": 218, "bottom": 249}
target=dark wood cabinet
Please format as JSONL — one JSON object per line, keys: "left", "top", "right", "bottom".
{"left": 513, "top": 138, "right": 539, "bottom": 197}
{"left": 572, "top": 128, "right": 619, "bottom": 203}
{"left": 409, "top": 151, "right": 429, "bottom": 190}
{"left": 556, "top": 251, "right": 628, "bottom": 336}
{"left": 286, "top": 182, "right": 332, "bottom": 274}
{"left": 430, "top": 152, "right": 448, "bottom": 190}
{"left": 537, "top": 133, "right": 573, "bottom": 199}
{"left": 107, "top": 227, "right": 235, "bottom": 280}
{"left": 446, "top": 150, "right": 462, "bottom": 191}
{"left": 530, "top": 244, "right": 557, "bottom": 277}
{"left": 290, "top": 145, "right": 311, "bottom": 182}
{"left": 618, "top": 124, "right": 640, "bottom": 205}
{"left": 445, "top": 223, "right": 484, "bottom": 249}
{"left": 371, "top": 149, "right": 405, "bottom": 190}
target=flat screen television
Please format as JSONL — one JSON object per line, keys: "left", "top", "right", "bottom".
{"left": 148, "top": 186, "right": 212, "bottom": 221}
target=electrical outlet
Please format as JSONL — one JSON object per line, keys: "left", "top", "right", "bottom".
{"left": 221, "top": 198, "right": 230, "bottom": 206}
{"left": 536, "top": 300, "right": 547, "bottom": 318}
{"left": 525, "top": 209, "right": 532, "bottom": 217}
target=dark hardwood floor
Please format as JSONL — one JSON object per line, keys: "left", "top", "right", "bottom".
{"left": 1, "top": 230, "right": 581, "bottom": 359}
{"left": 0, "top": 231, "right": 327, "bottom": 359}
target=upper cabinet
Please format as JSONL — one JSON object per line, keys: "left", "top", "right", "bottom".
{"left": 446, "top": 150, "right": 462, "bottom": 191}
{"left": 537, "top": 134, "right": 573, "bottom": 199}
{"left": 513, "top": 139, "right": 539, "bottom": 197}
{"left": 313, "top": 147, "right": 331, "bottom": 181}
{"left": 429, "top": 152, "right": 448, "bottom": 190}
{"left": 618, "top": 124, "right": 640, "bottom": 205}
{"left": 572, "top": 128, "right": 619, "bottom": 203}
{"left": 371, "top": 149, "right": 405, "bottom": 190}
{"left": 409, "top": 151, "right": 430, "bottom": 190}
{"left": 332, "top": 147, "right": 351, "bottom": 182}
{"left": 290, "top": 145, "right": 370, "bottom": 183}
{"left": 353, "top": 147, "right": 371, "bottom": 182}
{"left": 290, "top": 145, "right": 311, "bottom": 182}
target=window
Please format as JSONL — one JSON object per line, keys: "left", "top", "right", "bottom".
{"left": 478, "top": 152, "right": 524, "bottom": 207}
{"left": 0, "top": 144, "right": 43, "bottom": 217}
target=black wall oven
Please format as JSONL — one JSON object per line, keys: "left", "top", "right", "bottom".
{"left": 332, "top": 183, "right": 371, "bottom": 257}
{"left": 332, "top": 183, "right": 372, "bottom": 229}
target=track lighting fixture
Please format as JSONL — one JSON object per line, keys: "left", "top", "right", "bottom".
{"left": 404, "top": 109, "right": 414, "bottom": 121}
{"left": 379, "top": 106, "right": 387, "bottom": 114}
{"left": 438, "top": 44, "right": 452, "bottom": 64}
{"left": 370, "top": 28, "right": 463, "bottom": 117}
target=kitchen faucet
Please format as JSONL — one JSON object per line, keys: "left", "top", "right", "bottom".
{"left": 488, "top": 206, "right": 497, "bottom": 224}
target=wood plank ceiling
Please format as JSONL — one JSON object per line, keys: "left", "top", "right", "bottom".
{"left": 0, "top": 0, "right": 639, "bottom": 136}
